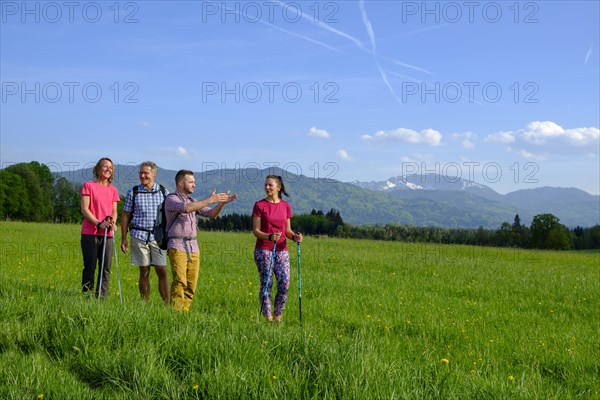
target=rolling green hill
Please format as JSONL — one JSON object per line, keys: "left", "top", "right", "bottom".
{"left": 57, "top": 165, "right": 598, "bottom": 228}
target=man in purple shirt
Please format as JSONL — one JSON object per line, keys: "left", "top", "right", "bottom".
{"left": 165, "top": 169, "right": 237, "bottom": 311}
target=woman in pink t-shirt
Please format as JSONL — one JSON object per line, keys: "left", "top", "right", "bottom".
{"left": 80, "top": 157, "right": 120, "bottom": 298}
{"left": 252, "top": 175, "right": 303, "bottom": 322}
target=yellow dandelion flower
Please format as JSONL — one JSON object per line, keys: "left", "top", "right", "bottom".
{"left": 37, "top": 395, "right": 44, "bottom": 400}
{"left": 193, "top": 384, "right": 199, "bottom": 391}
{"left": 508, "top": 375, "right": 515, "bottom": 381}
{"left": 440, "top": 358, "right": 449, "bottom": 364}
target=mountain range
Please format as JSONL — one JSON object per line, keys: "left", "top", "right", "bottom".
{"left": 351, "top": 174, "right": 599, "bottom": 228}
{"left": 58, "top": 166, "right": 600, "bottom": 229}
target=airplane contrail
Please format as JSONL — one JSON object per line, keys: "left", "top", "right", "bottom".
{"left": 584, "top": 43, "right": 593, "bottom": 65}
{"left": 359, "top": 0, "right": 401, "bottom": 104}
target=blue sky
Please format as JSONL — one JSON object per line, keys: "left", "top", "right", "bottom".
{"left": 1, "top": 0, "right": 599, "bottom": 195}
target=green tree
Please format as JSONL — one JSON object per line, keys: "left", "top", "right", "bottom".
{"left": 511, "top": 214, "right": 524, "bottom": 246}
{"left": 530, "top": 213, "right": 570, "bottom": 250}
{"left": 4, "top": 162, "right": 53, "bottom": 221}
{"left": 0, "top": 170, "right": 30, "bottom": 220}
{"left": 546, "top": 227, "right": 571, "bottom": 250}
{"left": 588, "top": 225, "right": 600, "bottom": 249}
{"left": 326, "top": 208, "right": 344, "bottom": 226}
{"left": 53, "top": 177, "right": 81, "bottom": 223}
{"left": 23, "top": 161, "right": 54, "bottom": 221}
{"left": 496, "top": 222, "right": 514, "bottom": 246}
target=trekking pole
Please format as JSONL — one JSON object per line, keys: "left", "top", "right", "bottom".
{"left": 113, "top": 233, "right": 123, "bottom": 304}
{"left": 97, "top": 216, "right": 110, "bottom": 299}
{"left": 261, "top": 241, "right": 277, "bottom": 316}
{"left": 297, "top": 242, "right": 302, "bottom": 326}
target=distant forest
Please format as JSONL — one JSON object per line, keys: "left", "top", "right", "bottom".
{"left": 2, "top": 162, "right": 599, "bottom": 250}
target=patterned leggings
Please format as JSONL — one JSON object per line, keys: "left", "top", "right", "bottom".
{"left": 254, "top": 249, "right": 290, "bottom": 318}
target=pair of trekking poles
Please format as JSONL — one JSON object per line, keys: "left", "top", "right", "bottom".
{"left": 98, "top": 216, "right": 123, "bottom": 303}
{"left": 263, "top": 241, "right": 303, "bottom": 325}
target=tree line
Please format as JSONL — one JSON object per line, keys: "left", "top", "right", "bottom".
{"left": 199, "top": 208, "right": 600, "bottom": 250}
{"left": 2, "top": 162, "right": 599, "bottom": 250}
{"left": 0, "top": 162, "right": 82, "bottom": 223}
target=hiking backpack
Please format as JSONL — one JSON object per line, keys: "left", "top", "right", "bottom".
{"left": 153, "top": 193, "right": 179, "bottom": 250}
{"left": 129, "top": 184, "right": 168, "bottom": 243}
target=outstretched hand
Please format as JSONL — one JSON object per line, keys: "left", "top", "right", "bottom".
{"left": 210, "top": 189, "right": 238, "bottom": 204}
{"left": 209, "top": 189, "right": 230, "bottom": 203}
{"left": 222, "top": 191, "right": 238, "bottom": 204}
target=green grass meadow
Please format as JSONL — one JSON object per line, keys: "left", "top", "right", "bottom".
{"left": 0, "top": 221, "right": 598, "bottom": 399}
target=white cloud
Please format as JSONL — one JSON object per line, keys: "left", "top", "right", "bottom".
{"left": 160, "top": 146, "right": 196, "bottom": 158}
{"left": 462, "top": 139, "right": 475, "bottom": 149}
{"left": 518, "top": 121, "right": 599, "bottom": 147}
{"left": 563, "top": 127, "right": 600, "bottom": 146}
{"left": 337, "top": 149, "right": 353, "bottom": 161}
{"left": 487, "top": 121, "right": 600, "bottom": 157}
{"left": 521, "top": 121, "right": 565, "bottom": 144}
{"left": 362, "top": 127, "right": 442, "bottom": 146}
{"left": 516, "top": 149, "right": 546, "bottom": 160}
{"left": 486, "top": 131, "right": 515, "bottom": 144}
{"left": 452, "top": 131, "right": 476, "bottom": 149}
{"left": 138, "top": 120, "right": 152, "bottom": 128}
{"left": 308, "top": 127, "right": 330, "bottom": 139}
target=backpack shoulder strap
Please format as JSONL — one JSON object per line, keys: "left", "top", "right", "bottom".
{"left": 129, "top": 185, "right": 140, "bottom": 221}
{"left": 163, "top": 192, "right": 182, "bottom": 235}
{"left": 158, "top": 184, "right": 167, "bottom": 199}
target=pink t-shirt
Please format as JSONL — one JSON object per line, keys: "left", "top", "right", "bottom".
{"left": 80, "top": 181, "right": 120, "bottom": 237}
{"left": 252, "top": 199, "right": 292, "bottom": 251}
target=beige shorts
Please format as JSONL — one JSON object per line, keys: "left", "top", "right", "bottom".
{"left": 130, "top": 236, "right": 167, "bottom": 267}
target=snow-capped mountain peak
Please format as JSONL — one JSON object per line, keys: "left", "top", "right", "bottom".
{"left": 383, "top": 180, "right": 397, "bottom": 190}
{"left": 351, "top": 174, "right": 501, "bottom": 200}
{"left": 405, "top": 182, "right": 424, "bottom": 190}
